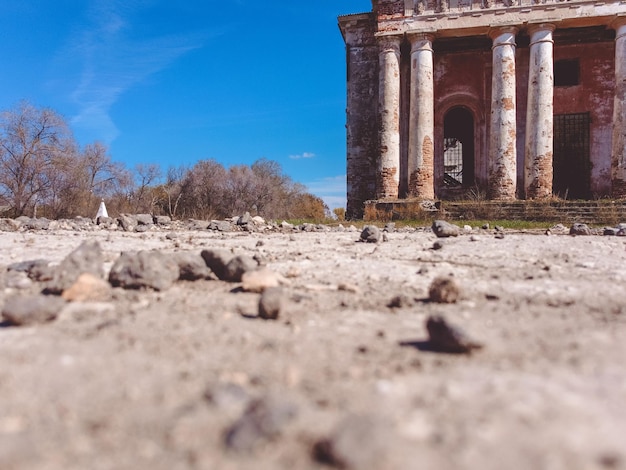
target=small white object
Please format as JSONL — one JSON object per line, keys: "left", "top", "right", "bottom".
{"left": 96, "top": 200, "right": 108, "bottom": 219}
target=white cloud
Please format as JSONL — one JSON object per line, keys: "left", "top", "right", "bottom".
{"left": 57, "top": 0, "right": 212, "bottom": 144}
{"left": 305, "top": 175, "right": 346, "bottom": 211}
{"left": 289, "top": 152, "right": 316, "bottom": 160}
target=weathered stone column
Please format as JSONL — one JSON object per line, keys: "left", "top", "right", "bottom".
{"left": 377, "top": 36, "right": 402, "bottom": 199}
{"left": 612, "top": 18, "right": 626, "bottom": 198}
{"left": 524, "top": 24, "right": 555, "bottom": 199}
{"left": 488, "top": 27, "right": 518, "bottom": 200}
{"left": 408, "top": 33, "right": 435, "bottom": 199}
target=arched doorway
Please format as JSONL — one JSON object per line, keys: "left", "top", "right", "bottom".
{"left": 443, "top": 107, "right": 475, "bottom": 191}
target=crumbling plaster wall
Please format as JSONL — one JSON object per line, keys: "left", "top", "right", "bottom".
{"left": 553, "top": 42, "right": 615, "bottom": 196}
{"left": 343, "top": 15, "right": 380, "bottom": 219}
{"left": 434, "top": 48, "right": 491, "bottom": 195}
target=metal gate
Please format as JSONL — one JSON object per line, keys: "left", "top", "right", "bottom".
{"left": 553, "top": 112, "right": 591, "bottom": 199}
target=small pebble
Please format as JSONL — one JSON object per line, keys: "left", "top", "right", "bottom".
{"left": 62, "top": 273, "right": 112, "bottom": 302}
{"left": 258, "top": 287, "right": 285, "bottom": 320}
{"left": 431, "top": 220, "right": 460, "bottom": 238}
{"left": 241, "top": 268, "right": 281, "bottom": 293}
{"left": 428, "top": 277, "right": 460, "bottom": 303}
{"left": 2, "top": 295, "right": 66, "bottom": 326}
{"left": 360, "top": 225, "right": 381, "bottom": 243}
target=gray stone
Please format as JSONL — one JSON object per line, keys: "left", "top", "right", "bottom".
{"left": 312, "top": 415, "right": 396, "bottom": 469}
{"left": 431, "top": 220, "right": 460, "bottom": 238}
{"left": 201, "top": 249, "right": 234, "bottom": 280}
{"left": 550, "top": 224, "right": 568, "bottom": 233}
{"left": 22, "top": 218, "right": 50, "bottom": 231}
{"left": 154, "top": 215, "right": 171, "bottom": 226}
{"left": 428, "top": 277, "right": 460, "bottom": 303}
{"left": 7, "top": 259, "right": 53, "bottom": 282}
{"left": 425, "top": 315, "right": 483, "bottom": 354}
{"left": 387, "top": 294, "right": 414, "bottom": 309}
{"left": 224, "top": 395, "right": 297, "bottom": 452}
{"left": 96, "top": 216, "right": 115, "bottom": 227}
{"left": 188, "top": 219, "right": 210, "bottom": 230}
{"left": 432, "top": 240, "right": 444, "bottom": 250}
{"left": 237, "top": 212, "right": 252, "bottom": 226}
{"left": 0, "top": 218, "right": 21, "bottom": 232}
{"left": 117, "top": 214, "right": 136, "bottom": 232}
{"left": 223, "top": 255, "right": 258, "bottom": 282}
{"left": 258, "top": 287, "right": 285, "bottom": 319}
{"left": 45, "top": 241, "right": 104, "bottom": 294}
{"left": 134, "top": 224, "right": 150, "bottom": 233}
{"left": 360, "top": 225, "right": 381, "bottom": 243}
{"left": 2, "top": 294, "right": 66, "bottom": 326}
{"left": 5, "top": 271, "right": 33, "bottom": 289}
{"left": 209, "top": 220, "right": 233, "bottom": 232}
{"left": 204, "top": 382, "right": 250, "bottom": 412}
{"left": 383, "top": 222, "right": 395, "bottom": 233}
{"left": 135, "top": 214, "right": 154, "bottom": 225}
{"left": 570, "top": 223, "right": 591, "bottom": 236}
{"left": 173, "top": 252, "right": 213, "bottom": 281}
{"left": 108, "top": 251, "right": 180, "bottom": 291}
{"left": 604, "top": 227, "right": 618, "bottom": 236}
{"left": 72, "top": 217, "right": 93, "bottom": 230}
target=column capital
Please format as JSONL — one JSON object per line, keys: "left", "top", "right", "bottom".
{"left": 407, "top": 33, "right": 435, "bottom": 53}
{"left": 488, "top": 26, "right": 518, "bottom": 41}
{"left": 528, "top": 23, "right": 555, "bottom": 47}
{"left": 610, "top": 15, "right": 626, "bottom": 38}
{"left": 377, "top": 35, "right": 402, "bottom": 51}
{"left": 527, "top": 23, "right": 556, "bottom": 35}
{"left": 406, "top": 32, "right": 435, "bottom": 43}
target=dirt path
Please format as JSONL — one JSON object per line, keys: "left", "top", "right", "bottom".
{"left": 1, "top": 227, "right": 625, "bottom": 469}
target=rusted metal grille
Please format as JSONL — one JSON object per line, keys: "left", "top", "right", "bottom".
{"left": 553, "top": 112, "right": 591, "bottom": 199}
{"left": 444, "top": 137, "right": 463, "bottom": 186}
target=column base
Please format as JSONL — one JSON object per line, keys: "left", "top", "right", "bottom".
{"left": 376, "top": 167, "right": 399, "bottom": 199}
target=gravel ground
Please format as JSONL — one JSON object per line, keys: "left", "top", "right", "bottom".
{"left": 0, "top": 225, "right": 625, "bottom": 470}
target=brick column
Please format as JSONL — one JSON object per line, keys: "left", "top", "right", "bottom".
{"left": 612, "top": 18, "right": 626, "bottom": 198}
{"left": 488, "top": 27, "right": 518, "bottom": 200}
{"left": 407, "top": 33, "right": 435, "bottom": 199}
{"left": 377, "top": 36, "right": 402, "bottom": 199}
{"left": 524, "top": 24, "right": 555, "bottom": 199}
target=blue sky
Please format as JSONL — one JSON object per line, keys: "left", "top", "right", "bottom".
{"left": 0, "top": 1, "right": 371, "bottom": 210}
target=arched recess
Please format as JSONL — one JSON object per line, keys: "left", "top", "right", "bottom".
{"left": 444, "top": 107, "right": 474, "bottom": 187}
{"left": 434, "top": 95, "right": 485, "bottom": 198}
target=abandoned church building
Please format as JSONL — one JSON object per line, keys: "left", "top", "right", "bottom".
{"left": 338, "top": 0, "right": 626, "bottom": 218}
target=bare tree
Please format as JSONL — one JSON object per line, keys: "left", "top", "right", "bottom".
{"left": 159, "top": 165, "right": 187, "bottom": 218}
{"left": 50, "top": 142, "right": 131, "bottom": 218}
{"left": 0, "top": 102, "right": 73, "bottom": 216}
{"left": 130, "top": 163, "right": 162, "bottom": 213}
{"left": 179, "top": 159, "right": 227, "bottom": 219}
{"left": 81, "top": 142, "right": 128, "bottom": 198}
{"left": 222, "top": 164, "right": 258, "bottom": 216}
